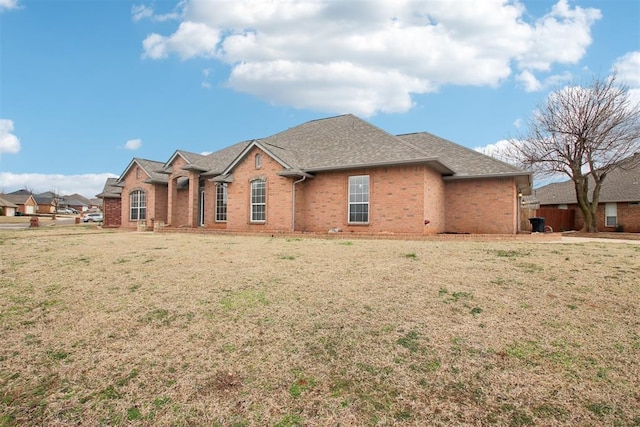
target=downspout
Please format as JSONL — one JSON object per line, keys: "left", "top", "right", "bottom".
{"left": 292, "top": 176, "right": 307, "bottom": 231}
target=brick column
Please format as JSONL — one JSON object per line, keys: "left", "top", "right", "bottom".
{"left": 188, "top": 171, "right": 199, "bottom": 228}
{"left": 167, "top": 177, "right": 177, "bottom": 226}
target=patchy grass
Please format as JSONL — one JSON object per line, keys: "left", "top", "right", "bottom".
{"left": 0, "top": 228, "right": 639, "bottom": 425}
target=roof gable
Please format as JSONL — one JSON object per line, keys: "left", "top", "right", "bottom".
{"left": 190, "top": 141, "right": 252, "bottom": 176}
{"left": 221, "top": 140, "right": 292, "bottom": 176}
{"left": 163, "top": 150, "right": 206, "bottom": 172}
{"left": 118, "top": 158, "right": 167, "bottom": 184}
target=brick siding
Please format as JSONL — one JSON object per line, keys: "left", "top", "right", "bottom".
{"left": 444, "top": 178, "right": 518, "bottom": 234}
{"left": 102, "top": 198, "right": 121, "bottom": 227}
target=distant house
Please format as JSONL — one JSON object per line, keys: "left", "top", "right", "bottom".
{"left": 61, "top": 193, "right": 91, "bottom": 212}
{"left": 3, "top": 191, "right": 39, "bottom": 215}
{"left": 0, "top": 195, "right": 19, "bottom": 216}
{"left": 532, "top": 153, "right": 640, "bottom": 232}
{"left": 32, "top": 191, "right": 58, "bottom": 214}
{"left": 100, "top": 114, "right": 532, "bottom": 235}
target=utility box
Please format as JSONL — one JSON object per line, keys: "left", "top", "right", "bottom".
{"left": 29, "top": 216, "right": 39, "bottom": 228}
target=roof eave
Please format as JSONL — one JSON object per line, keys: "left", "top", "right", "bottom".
{"left": 444, "top": 172, "right": 533, "bottom": 195}
{"left": 181, "top": 165, "right": 208, "bottom": 172}
{"left": 277, "top": 170, "right": 315, "bottom": 178}
{"left": 304, "top": 158, "right": 455, "bottom": 175}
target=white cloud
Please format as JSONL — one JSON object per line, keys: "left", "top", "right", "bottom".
{"left": 0, "top": 0, "right": 19, "bottom": 12}
{"left": 0, "top": 119, "right": 21, "bottom": 154}
{"left": 474, "top": 139, "right": 517, "bottom": 164}
{"left": 613, "top": 52, "right": 640, "bottom": 87}
{"left": 132, "top": 4, "right": 153, "bottom": 22}
{"left": 124, "top": 139, "right": 142, "bottom": 150}
{"left": 132, "top": 3, "right": 180, "bottom": 22}
{"left": 516, "top": 0, "right": 601, "bottom": 71}
{"left": 517, "top": 70, "right": 572, "bottom": 93}
{"left": 517, "top": 70, "right": 542, "bottom": 92}
{"left": 143, "top": 21, "right": 219, "bottom": 60}
{"left": 0, "top": 172, "right": 118, "bottom": 198}
{"left": 513, "top": 118, "right": 523, "bottom": 129}
{"left": 612, "top": 51, "right": 640, "bottom": 107}
{"left": 141, "top": 0, "right": 601, "bottom": 116}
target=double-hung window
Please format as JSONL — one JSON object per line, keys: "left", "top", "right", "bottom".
{"left": 215, "top": 183, "right": 227, "bottom": 222}
{"left": 250, "top": 179, "right": 266, "bottom": 222}
{"left": 605, "top": 203, "right": 617, "bottom": 227}
{"left": 130, "top": 190, "right": 146, "bottom": 221}
{"left": 348, "top": 175, "right": 369, "bottom": 224}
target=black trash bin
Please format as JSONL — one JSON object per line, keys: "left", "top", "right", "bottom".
{"left": 529, "top": 217, "right": 546, "bottom": 233}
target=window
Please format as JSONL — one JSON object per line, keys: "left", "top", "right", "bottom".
{"left": 130, "top": 190, "right": 146, "bottom": 221}
{"left": 348, "top": 175, "right": 369, "bottom": 224}
{"left": 250, "top": 179, "right": 266, "bottom": 222}
{"left": 255, "top": 153, "right": 262, "bottom": 169}
{"left": 215, "top": 184, "right": 227, "bottom": 222}
{"left": 605, "top": 203, "right": 617, "bottom": 227}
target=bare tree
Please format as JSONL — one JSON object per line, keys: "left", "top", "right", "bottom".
{"left": 511, "top": 73, "right": 640, "bottom": 232}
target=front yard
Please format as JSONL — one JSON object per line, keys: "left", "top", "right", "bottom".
{"left": 1, "top": 228, "right": 638, "bottom": 426}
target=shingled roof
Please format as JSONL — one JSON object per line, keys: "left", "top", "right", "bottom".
{"left": 188, "top": 141, "right": 251, "bottom": 175}
{"left": 118, "top": 158, "right": 167, "bottom": 185}
{"left": 96, "top": 178, "right": 122, "bottom": 198}
{"left": 534, "top": 153, "right": 640, "bottom": 204}
{"left": 163, "top": 150, "right": 207, "bottom": 173}
{"left": 254, "top": 114, "right": 452, "bottom": 172}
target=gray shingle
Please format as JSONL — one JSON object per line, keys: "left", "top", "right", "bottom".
{"left": 191, "top": 141, "right": 252, "bottom": 175}
{"left": 535, "top": 154, "right": 640, "bottom": 204}
{"left": 397, "top": 132, "right": 525, "bottom": 177}
{"left": 97, "top": 178, "right": 122, "bottom": 198}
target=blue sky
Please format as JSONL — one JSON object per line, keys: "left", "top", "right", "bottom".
{"left": 1, "top": 0, "right": 639, "bottom": 198}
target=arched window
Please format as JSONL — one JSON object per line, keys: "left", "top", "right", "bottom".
{"left": 130, "top": 190, "right": 147, "bottom": 221}
{"left": 250, "top": 179, "right": 266, "bottom": 222}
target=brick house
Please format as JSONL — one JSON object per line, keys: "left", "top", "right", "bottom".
{"left": 3, "top": 192, "right": 39, "bottom": 215}
{"left": 100, "top": 114, "right": 532, "bottom": 235}
{"left": 531, "top": 153, "right": 640, "bottom": 233}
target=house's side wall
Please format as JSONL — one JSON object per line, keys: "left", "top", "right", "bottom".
{"left": 445, "top": 178, "right": 518, "bottom": 234}
{"left": 102, "top": 197, "right": 122, "bottom": 228}
{"left": 226, "top": 147, "right": 293, "bottom": 232}
{"left": 563, "top": 202, "right": 640, "bottom": 232}
{"left": 423, "top": 167, "right": 446, "bottom": 234}
{"left": 296, "top": 165, "right": 435, "bottom": 234}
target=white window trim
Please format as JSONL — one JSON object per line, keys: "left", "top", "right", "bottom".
{"left": 605, "top": 203, "right": 617, "bottom": 227}
{"left": 130, "top": 189, "right": 147, "bottom": 221}
{"left": 348, "top": 175, "right": 370, "bottom": 224}
{"left": 250, "top": 179, "right": 266, "bottom": 223}
{"left": 215, "top": 183, "right": 227, "bottom": 223}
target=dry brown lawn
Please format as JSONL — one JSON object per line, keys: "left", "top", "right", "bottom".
{"left": 1, "top": 228, "right": 639, "bottom": 426}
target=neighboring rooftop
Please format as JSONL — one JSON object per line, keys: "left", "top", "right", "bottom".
{"left": 533, "top": 154, "right": 640, "bottom": 204}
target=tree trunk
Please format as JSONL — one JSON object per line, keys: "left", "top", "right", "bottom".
{"left": 574, "top": 175, "right": 596, "bottom": 233}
